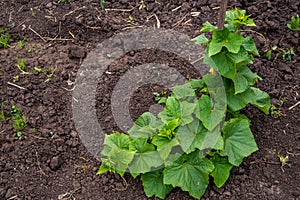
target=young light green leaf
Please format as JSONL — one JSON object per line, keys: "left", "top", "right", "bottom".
{"left": 158, "top": 97, "right": 181, "bottom": 123}
{"left": 128, "top": 112, "right": 158, "bottom": 138}
{"left": 172, "top": 82, "right": 195, "bottom": 100}
{"left": 220, "top": 118, "right": 258, "bottom": 166}
{"left": 180, "top": 101, "right": 196, "bottom": 126}
{"left": 152, "top": 136, "right": 179, "bottom": 160}
{"left": 200, "top": 21, "right": 217, "bottom": 32}
{"left": 141, "top": 170, "right": 173, "bottom": 199}
{"left": 163, "top": 153, "right": 214, "bottom": 199}
{"left": 209, "top": 28, "right": 244, "bottom": 56}
{"left": 250, "top": 87, "right": 271, "bottom": 114}
{"left": 193, "top": 34, "right": 209, "bottom": 45}
{"left": 210, "top": 154, "right": 233, "bottom": 188}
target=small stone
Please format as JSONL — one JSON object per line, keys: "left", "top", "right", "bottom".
{"left": 70, "top": 130, "right": 77, "bottom": 138}
{"left": 46, "top": 2, "right": 52, "bottom": 9}
{"left": 68, "top": 46, "right": 86, "bottom": 59}
{"left": 49, "top": 156, "right": 62, "bottom": 171}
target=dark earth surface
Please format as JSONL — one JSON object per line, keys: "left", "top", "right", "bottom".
{"left": 0, "top": 0, "right": 300, "bottom": 199}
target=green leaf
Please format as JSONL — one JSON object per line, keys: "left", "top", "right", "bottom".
{"left": 163, "top": 153, "right": 214, "bottom": 199}
{"left": 129, "top": 138, "right": 155, "bottom": 152}
{"left": 177, "top": 119, "right": 223, "bottom": 153}
{"left": 172, "top": 82, "right": 195, "bottom": 100}
{"left": 141, "top": 170, "right": 173, "bottom": 199}
{"left": 180, "top": 101, "right": 196, "bottom": 126}
{"left": 250, "top": 87, "right": 271, "bottom": 114}
{"left": 193, "top": 34, "right": 209, "bottom": 45}
{"left": 210, "top": 154, "right": 233, "bottom": 188}
{"left": 128, "top": 112, "right": 157, "bottom": 138}
{"left": 233, "top": 66, "right": 261, "bottom": 94}
{"left": 104, "top": 133, "right": 131, "bottom": 150}
{"left": 225, "top": 80, "right": 256, "bottom": 111}
{"left": 128, "top": 151, "right": 163, "bottom": 174}
{"left": 209, "top": 28, "right": 244, "bottom": 56}
{"left": 242, "top": 37, "right": 259, "bottom": 56}
{"left": 204, "top": 49, "right": 236, "bottom": 80}
{"left": 158, "top": 97, "right": 181, "bottom": 123}
{"left": 200, "top": 21, "right": 217, "bottom": 32}
{"left": 189, "top": 79, "right": 205, "bottom": 90}
{"left": 152, "top": 136, "right": 179, "bottom": 160}
{"left": 220, "top": 118, "right": 258, "bottom": 166}
{"left": 107, "top": 146, "right": 135, "bottom": 176}
{"left": 196, "top": 95, "right": 225, "bottom": 131}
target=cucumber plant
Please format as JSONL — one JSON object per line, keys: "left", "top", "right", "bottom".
{"left": 97, "top": 8, "right": 270, "bottom": 199}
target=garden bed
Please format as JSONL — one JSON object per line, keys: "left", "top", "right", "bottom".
{"left": 0, "top": 0, "right": 299, "bottom": 199}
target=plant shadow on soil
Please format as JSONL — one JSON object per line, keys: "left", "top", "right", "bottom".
{"left": 0, "top": 0, "right": 299, "bottom": 199}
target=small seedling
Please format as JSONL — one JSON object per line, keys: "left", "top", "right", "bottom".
{"left": 0, "top": 110, "right": 5, "bottom": 121}
{"left": 27, "top": 49, "right": 33, "bottom": 53}
{"left": 265, "top": 46, "right": 296, "bottom": 61}
{"left": 16, "top": 59, "right": 31, "bottom": 74}
{"left": 100, "top": 0, "right": 105, "bottom": 8}
{"left": 128, "top": 16, "right": 134, "bottom": 23}
{"left": 277, "top": 152, "right": 289, "bottom": 166}
{"left": 13, "top": 75, "right": 19, "bottom": 83}
{"left": 153, "top": 91, "right": 167, "bottom": 103}
{"left": 17, "top": 38, "right": 26, "bottom": 49}
{"left": 270, "top": 105, "right": 282, "bottom": 118}
{"left": 30, "top": 8, "right": 36, "bottom": 17}
{"left": 0, "top": 29, "right": 10, "bottom": 48}
{"left": 10, "top": 105, "right": 27, "bottom": 140}
{"left": 287, "top": 15, "right": 300, "bottom": 30}
{"left": 34, "top": 66, "right": 55, "bottom": 82}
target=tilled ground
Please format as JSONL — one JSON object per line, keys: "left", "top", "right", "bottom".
{"left": 0, "top": 0, "right": 299, "bottom": 199}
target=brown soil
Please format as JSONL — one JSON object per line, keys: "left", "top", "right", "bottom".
{"left": 0, "top": 0, "right": 299, "bottom": 199}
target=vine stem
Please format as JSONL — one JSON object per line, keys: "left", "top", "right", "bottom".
{"left": 217, "top": 0, "right": 229, "bottom": 30}
{"left": 238, "top": 29, "right": 267, "bottom": 46}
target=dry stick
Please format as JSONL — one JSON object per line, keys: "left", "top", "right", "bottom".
{"left": 28, "top": 25, "right": 47, "bottom": 42}
{"left": 7, "top": 82, "right": 27, "bottom": 90}
{"left": 63, "top": 6, "right": 86, "bottom": 18}
{"left": 289, "top": 101, "right": 300, "bottom": 110}
{"left": 217, "top": 0, "right": 229, "bottom": 30}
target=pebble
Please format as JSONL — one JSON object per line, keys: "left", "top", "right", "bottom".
{"left": 49, "top": 156, "right": 62, "bottom": 171}
{"left": 46, "top": 2, "right": 52, "bottom": 9}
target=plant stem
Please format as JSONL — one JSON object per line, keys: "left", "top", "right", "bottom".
{"left": 217, "top": 0, "right": 229, "bottom": 30}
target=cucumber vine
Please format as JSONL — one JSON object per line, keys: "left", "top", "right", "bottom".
{"left": 97, "top": 9, "right": 270, "bottom": 199}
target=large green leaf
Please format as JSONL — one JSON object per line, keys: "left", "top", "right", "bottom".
{"left": 204, "top": 50, "right": 236, "bottom": 79}
{"left": 177, "top": 119, "right": 223, "bottom": 154}
{"left": 233, "top": 66, "right": 261, "bottom": 94}
{"left": 250, "top": 87, "right": 271, "bottom": 114}
{"left": 128, "top": 112, "right": 158, "bottom": 138}
{"left": 209, "top": 28, "right": 244, "bottom": 56}
{"left": 225, "top": 79, "right": 256, "bottom": 111}
{"left": 210, "top": 154, "right": 233, "bottom": 188}
{"left": 128, "top": 151, "right": 163, "bottom": 174}
{"left": 103, "top": 133, "right": 131, "bottom": 150}
{"left": 163, "top": 153, "right": 214, "bottom": 199}
{"left": 106, "top": 146, "right": 135, "bottom": 176}
{"left": 220, "top": 118, "right": 258, "bottom": 166}
{"left": 141, "top": 170, "right": 173, "bottom": 199}
{"left": 196, "top": 95, "right": 225, "bottom": 131}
